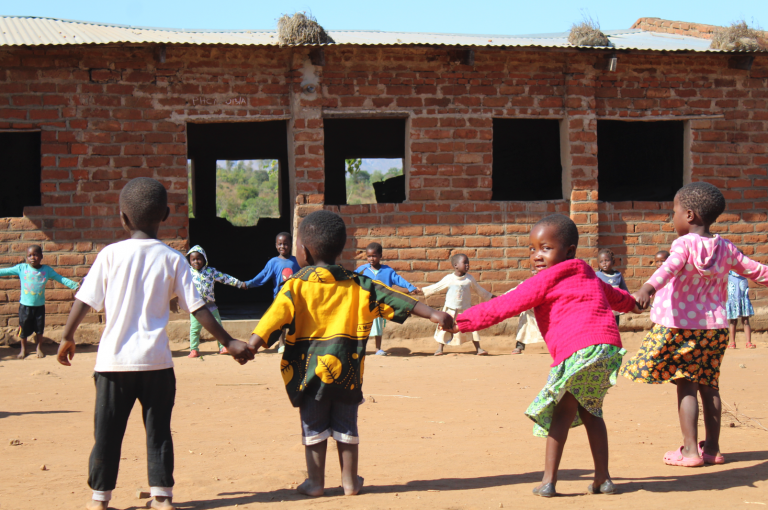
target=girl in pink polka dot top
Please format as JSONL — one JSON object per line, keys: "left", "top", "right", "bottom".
{"left": 622, "top": 182, "right": 768, "bottom": 469}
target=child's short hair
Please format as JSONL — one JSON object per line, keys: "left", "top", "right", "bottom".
{"left": 656, "top": 250, "right": 670, "bottom": 259}
{"left": 299, "top": 210, "right": 347, "bottom": 262}
{"left": 366, "top": 242, "right": 383, "bottom": 255}
{"left": 534, "top": 214, "right": 579, "bottom": 248}
{"left": 598, "top": 248, "right": 614, "bottom": 259}
{"left": 27, "top": 244, "right": 42, "bottom": 254}
{"left": 450, "top": 253, "right": 468, "bottom": 266}
{"left": 119, "top": 177, "right": 168, "bottom": 229}
{"left": 276, "top": 232, "right": 291, "bottom": 242}
{"left": 676, "top": 182, "right": 725, "bottom": 226}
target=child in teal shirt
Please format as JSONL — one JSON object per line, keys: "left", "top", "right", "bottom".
{"left": 0, "top": 244, "right": 78, "bottom": 359}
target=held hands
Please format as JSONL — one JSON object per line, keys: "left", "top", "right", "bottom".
{"left": 430, "top": 310, "right": 456, "bottom": 332}
{"left": 410, "top": 288, "right": 422, "bottom": 295}
{"left": 240, "top": 282, "right": 248, "bottom": 290}
{"left": 632, "top": 284, "right": 656, "bottom": 311}
{"left": 225, "top": 339, "right": 255, "bottom": 365}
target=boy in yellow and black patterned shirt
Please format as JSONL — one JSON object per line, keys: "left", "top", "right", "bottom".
{"left": 248, "top": 210, "right": 453, "bottom": 498}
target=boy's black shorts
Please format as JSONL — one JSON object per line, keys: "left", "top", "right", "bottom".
{"left": 18, "top": 304, "right": 45, "bottom": 339}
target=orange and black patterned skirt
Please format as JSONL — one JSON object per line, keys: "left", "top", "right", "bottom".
{"left": 620, "top": 325, "right": 729, "bottom": 390}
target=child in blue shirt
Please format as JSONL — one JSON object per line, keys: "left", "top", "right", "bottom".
{"left": 595, "top": 249, "right": 629, "bottom": 328}
{"left": 0, "top": 244, "right": 78, "bottom": 359}
{"left": 244, "top": 232, "right": 300, "bottom": 353}
{"left": 355, "top": 242, "right": 421, "bottom": 355}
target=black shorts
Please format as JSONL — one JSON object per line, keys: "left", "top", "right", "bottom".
{"left": 19, "top": 304, "right": 45, "bottom": 338}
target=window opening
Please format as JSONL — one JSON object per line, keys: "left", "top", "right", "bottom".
{"left": 0, "top": 131, "right": 41, "bottom": 217}
{"left": 597, "top": 120, "right": 684, "bottom": 202}
{"left": 345, "top": 158, "right": 404, "bottom": 205}
{"left": 492, "top": 119, "right": 562, "bottom": 201}
{"left": 215, "top": 159, "right": 280, "bottom": 226}
{"left": 324, "top": 119, "right": 406, "bottom": 206}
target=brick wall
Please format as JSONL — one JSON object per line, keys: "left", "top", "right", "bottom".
{"left": 632, "top": 17, "right": 768, "bottom": 41}
{"left": 0, "top": 43, "right": 766, "bottom": 325}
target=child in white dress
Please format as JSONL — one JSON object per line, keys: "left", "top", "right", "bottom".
{"left": 421, "top": 253, "right": 494, "bottom": 355}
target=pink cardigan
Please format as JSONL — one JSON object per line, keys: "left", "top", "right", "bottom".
{"left": 456, "top": 259, "right": 637, "bottom": 366}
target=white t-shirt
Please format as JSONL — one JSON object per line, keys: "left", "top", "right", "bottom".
{"left": 77, "top": 239, "right": 205, "bottom": 372}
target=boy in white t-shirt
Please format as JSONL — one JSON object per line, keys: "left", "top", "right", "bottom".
{"left": 57, "top": 177, "right": 253, "bottom": 510}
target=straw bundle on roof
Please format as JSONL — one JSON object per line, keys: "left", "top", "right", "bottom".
{"left": 568, "top": 14, "right": 610, "bottom": 47}
{"left": 710, "top": 20, "right": 764, "bottom": 51}
{"left": 277, "top": 12, "right": 334, "bottom": 47}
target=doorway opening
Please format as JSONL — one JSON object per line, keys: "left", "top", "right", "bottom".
{"left": 187, "top": 121, "right": 290, "bottom": 312}
{"left": 0, "top": 131, "right": 41, "bottom": 217}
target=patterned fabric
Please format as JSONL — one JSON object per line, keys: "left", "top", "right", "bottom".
{"left": 726, "top": 271, "right": 754, "bottom": 320}
{"left": 186, "top": 245, "right": 242, "bottom": 311}
{"left": 620, "top": 325, "right": 729, "bottom": 390}
{"left": 457, "top": 259, "right": 636, "bottom": 367}
{"left": 525, "top": 344, "right": 625, "bottom": 437}
{"left": 253, "top": 265, "right": 418, "bottom": 407}
{"left": 647, "top": 234, "right": 768, "bottom": 329}
{"left": 0, "top": 263, "right": 78, "bottom": 306}
{"left": 355, "top": 264, "right": 417, "bottom": 292}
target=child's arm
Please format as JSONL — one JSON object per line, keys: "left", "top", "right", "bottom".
{"left": 731, "top": 246, "right": 768, "bottom": 285}
{"left": 452, "top": 278, "right": 546, "bottom": 333}
{"left": 192, "top": 306, "right": 253, "bottom": 364}
{"left": 0, "top": 264, "right": 21, "bottom": 277}
{"left": 468, "top": 275, "right": 494, "bottom": 302}
{"left": 46, "top": 267, "right": 79, "bottom": 290}
{"left": 244, "top": 264, "right": 273, "bottom": 289}
{"left": 210, "top": 267, "right": 244, "bottom": 290}
{"left": 598, "top": 280, "right": 639, "bottom": 314}
{"left": 390, "top": 270, "right": 419, "bottom": 294}
{"left": 420, "top": 274, "right": 452, "bottom": 297}
{"left": 56, "top": 299, "right": 91, "bottom": 366}
{"left": 412, "top": 302, "right": 454, "bottom": 330}
{"left": 633, "top": 240, "right": 688, "bottom": 309}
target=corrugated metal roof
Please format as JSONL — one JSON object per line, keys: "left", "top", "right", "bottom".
{"left": 0, "top": 15, "right": 758, "bottom": 52}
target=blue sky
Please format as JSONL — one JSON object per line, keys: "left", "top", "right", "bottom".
{"left": 2, "top": 0, "right": 766, "bottom": 34}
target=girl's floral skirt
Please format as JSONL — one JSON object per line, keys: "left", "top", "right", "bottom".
{"left": 525, "top": 344, "right": 625, "bottom": 438}
{"left": 620, "top": 325, "right": 729, "bottom": 390}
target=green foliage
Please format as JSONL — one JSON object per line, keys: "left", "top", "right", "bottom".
{"left": 214, "top": 160, "right": 279, "bottom": 226}
{"left": 345, "top": 158, "right": 363, "bottom": 175}
{"left": 345, "top": 164, "right": 403, "bottom": 205}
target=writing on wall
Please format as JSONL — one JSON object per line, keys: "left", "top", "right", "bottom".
{"left": 189, "top": 97, "right": 247, "bottom": 106}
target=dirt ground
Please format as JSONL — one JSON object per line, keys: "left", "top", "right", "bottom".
{"left": 2, "top": 332, "right": 768, "bottom": 510}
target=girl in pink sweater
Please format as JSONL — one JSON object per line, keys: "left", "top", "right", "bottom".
{"left": 452, "top": 214, "right": 638, "bottom": 498}
{"left": 622, "top": 182, "right": 768, "bottom": 467}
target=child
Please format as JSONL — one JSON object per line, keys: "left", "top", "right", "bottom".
{"left": 187, "top": 245, "right": 246, "bottom": 357}
{"left": 655, "top": 250, "right": 670, "bottom": 269}
{"left": 622, "top": 182, "right": 768, "bottom": 468}
{"left": 421, "top": 253, "right": 494, "bottom": 356}
{"left": 0, "top": 244, "right": 79, "bottom": 359}
{"left": 727, "top": 269, "right": 756, "bottom": 349}
{"left": 510, "top": 269, "right": 544, "bottom": 355}
{"left": 56, "top": 177, "right": 253, "bottom": 510}
{"left": 355, "top": 242, "right": 421, "bottom": 356}
{"left": 246, "top": 210, "right": 452, "bottom": 497}
{"left": 244, "top": 232, "right": 300, "bottom": 353}
{"left": 595, "top": 249, "right": 629, "bottom": 328}
{"left": 451, "top": 214, "right": 639, "bottom": 497}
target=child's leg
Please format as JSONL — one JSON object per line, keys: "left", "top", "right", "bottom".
{"left": 675, "top": 380, "right": 700, "bottom": 458}
{"left": 472, "top": 340, "right": 487, "bottom": 355}
{"left": 138, "top": 369, "right": 176, "bottom": 509}
{"left": 299, "top": 441, "right": 327, "bottom": 497}
{"left": 578, "top": 405, "right": 610, "bottom": 486}
{"left": 212, "top": 309, "right": 224, "bottom": 350}
{"left": 34, "top": 307, "right": 45, "bottom": 358}
{"left": 34, "top": 332, "right": 45, "bottom": 358}
{"left": 743, "top": 317, "right": 754, "bottom": 347}
{"left": 89, "top": 372, "right": 138, "bottom": 506}
{"left": 728, "top": 320, "right": 737, "bottom": 348}
{"left": 698, "top": 384, "right": 722, "bottom": 456}
{"left": 434, "top": 342, "right": 444, "bottom": 355}
{"left": 189, "top": 313, "right": 201, "bottom": 352}
{"left": 374, "top": 336, "right": 383, "bottom": 351}
{"left": 539, "top": 391, "right": 579, "bottom": 488}
{"left": 330, "top": 399, "right": 363, "bottom": 495}
{"left": 17, "top": 335, "right": 27, "bottom": 359}
{"left": 17, "top": 305, "right": 29, "bottom": 359}
{"left": 337, "top": 443, "right": 363, "bottom": 495}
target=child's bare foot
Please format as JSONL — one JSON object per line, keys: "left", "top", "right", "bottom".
{"left": 343, "top": 475, "right": 364, "bottom": 496}
{"left": 17, "top": 350, "right": 26, "bottom": 359}
{"left": 85, "top": 500, "right": 108, "bottom": 510}
{"left": 36, "top": 346, "right": 45, "bottom": 358}
{"left": 476, "top": 349, "right": 488, "bottom": 356}
{"left": 297, "top": 478, "right": 324, "bottom": 497}
{"left": 148, "top": 496, "right": 175, "bottom": 510}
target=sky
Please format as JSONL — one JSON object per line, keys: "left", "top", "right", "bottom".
{"left": 1, "top": 0, "right": 766, "bottom": 35}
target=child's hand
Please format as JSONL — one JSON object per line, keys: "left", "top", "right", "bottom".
{"left": 57, "top": 339, "right": 76, "bottom": 366}
{"left": 430, "top": 310, "right": 454, "bottom": 331}
{"left": 226, "top": 340, "right": 255, "bottom": 365}
{"left": 631, "top": 304, "right": 643, "bottom": 314}
{"left": 240, "top": 282, "right": 248, "bottom": 290}
{"left": 632, "top": 284, "right": 655, "bottom": 310}
{"left": 410, "top": 288, "right": 422, "bottom": 295}
{"left": 247, "top": 334, "right": 266, "bottom": 354}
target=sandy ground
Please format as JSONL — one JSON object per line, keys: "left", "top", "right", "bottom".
{"left": 2, "top": 332, "right": 768, "bottom": 510}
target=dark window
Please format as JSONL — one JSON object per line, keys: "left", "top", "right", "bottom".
{"left": 324, "top": 119, "right": 406, "bottom": 206}
{"left": 492, "top": 119, "right": 562, "bottom": 201}
{"left": 597, "top": 120, "right": 684, "bottom": 202}
{"left": 0, "top": 131, "right": 41, "bottom": 216}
